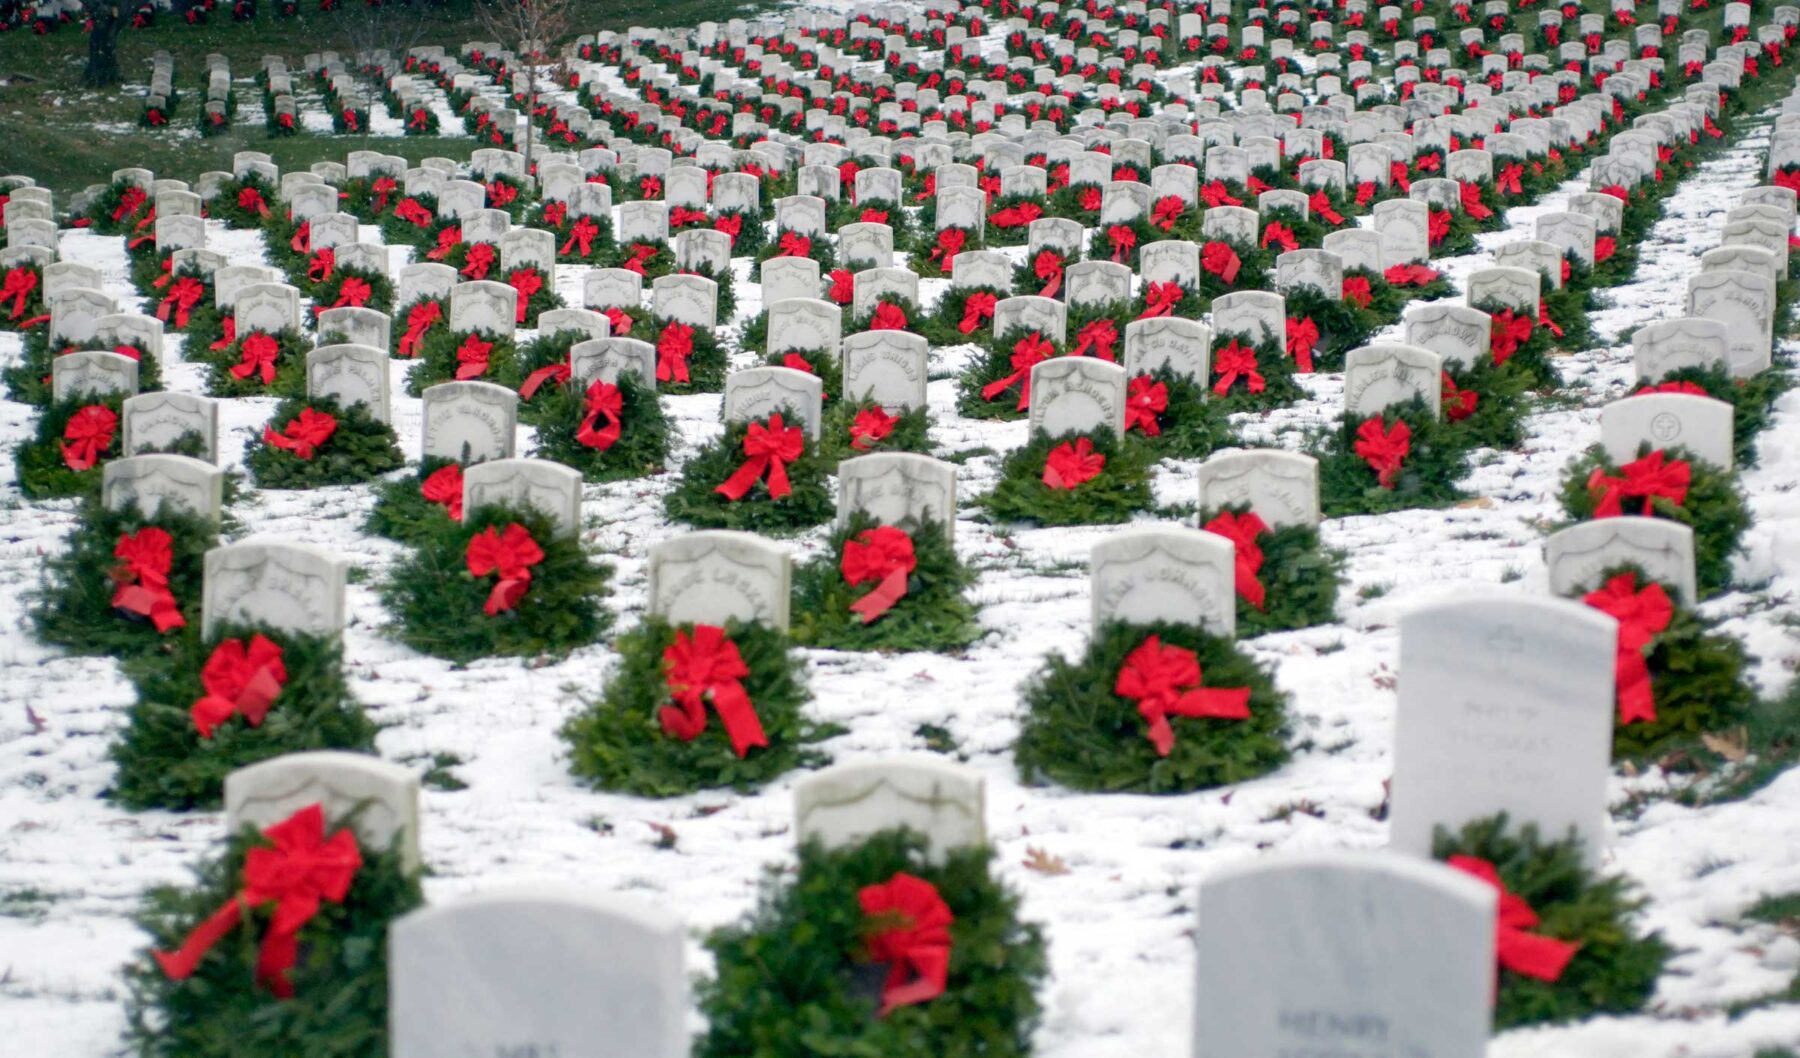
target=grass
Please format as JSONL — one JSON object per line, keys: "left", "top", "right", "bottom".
{"left": 0, "top": 0, "right": 779, "bottom": 196}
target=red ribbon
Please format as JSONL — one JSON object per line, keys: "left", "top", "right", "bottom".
{"left": 559, "top": 216, "right": 600, "bottom": 257}
{"left": 991, "top": 201, "right": 1044, "bottom": 228}
{"left": 930, "top": 228, "right": 966, "bottom": 269}
{"left": 1354, "top": 181, "right": 1378, "bottom": 206}
{"left": 981, "top": 332, "right": 1053, "bottom": 409}
{"left": 341, "top": 108, "right": 361, "bottom": 132}
{"left": 487, "top": 180, "right": 518, "bottom": 208}
{"left": 826, "top": 269, "right": 856, "bottom": 305}
{"left": 520, "top": 362, "right": 571, "bottom": 400}
{"left": 1212, "top": 341, "right": 1264, "bottom": 396}
{"left": 408, "top": 108, "right": 430, "bottom": 130}
{"left": 958, "top": 291, "right": 997, "bottom": 334}
{"left": 1537, "top": 300, "right": 1564, "bottom": 339}
{"left": 370, "top": 177, "right": 397, "bottom": 214}
{"left": 713, "top": 213, "right": 744, "bottom": 245}
{"left": 1137, "top": 281, "right": 1183, "bottom": 319}
{"left": 576, "top": 380, "right": 623, "bottom": 451}
{"left": 237, "top": 187, "right": 271, "bottom": 219}
{"left": 1042, "top": 436, "right": 1105, "bottom": 489}
{"left": 188, "top": 634, "right": 287, "bottom": 737}
{"left": 1342, "top": 276, "right": 1372, "bottom": 308}
{"left": 262, "top": 408, "right": 337, "bottom": 460}
{"left": 1201, "top": 241, "right": 1241, "bottom": 284}
{"left": 455, "top": 335, "right": 494, "bottom": 380}
{"left": 1033, "top": 251, "right": 1064, "bottom": 297}
{"left": 1124, "top": 375, "right": 1167, "bottom": 435}
{"left": 1354, "top": 416, "right": 1411, "bottom": 488}
{"left": 420, "top": 464, "right": 463, "bottom": 519}
{"left": 1428, "top": 209, "right": 1451, "bottom": 246}
{"left": 398, "top": 301, "right": 442, "bottom": 357}
{"left": 1459, "top": 182, "right": 1493, "bottom": 220}
{"left": 870, "top": 302, "right": 908, "bottom": 331}
{"left": 307, "top": 248, "right": 335, "bottom": 284}
{"left": 621, "top": 243, "right": 659, "bottom": 275}
{"left": 715, "top": 414, "right": 804, "bottom": 501}
{"left": 1, "top": 267, "right": 36, "bottom": 319}
{"left": 842, "top": 526, "right": 916, "bottom": 623}
{"left": 1106, "top": 224, "right": 1137, "bottom": 263}
{"left": 860, "top": 873, "right": 954, "bottom": 1016}
{"left": 1636, "top": 381, "right": 1708, "bottom": 398}
{"left": 1150, "top": 195, "right": 1185, "bottom": 231}
{"left": 209, "top": 317, "right": 239, "bottom": 352}
{"left": 659, "top": 624, "right": 767, "bottom": 757}
{"left": 1489, "top": 309, "right": 1534, "bottom": 366}
{"left": 776, "top": 231, "right": 813, "bottom": 257}
{"left": 460, "top": 243, "right": 496, "bottom": 280}
{"left": 1260, "top": 222, "right": 1298, "bottom": 253}
{"left": 1071, "top": 319, "right": 1118, "bottom": 360}
{"left": 603, "top": 307, "right": 634, "bottom": 336}
{"left": 850, "top": 406, "right": 899, "bottom": 450}
{"left": 158, "top": 277, "right": 205, "bottom": 328}
{"left": 1497, "top": 163, "right": 1524, "bottom": 195}
{"left": 332, "top": 277, "right": 371, "bottom": 309}
{"left": 1583, "top": 572, "right": 1673, "bottom": 725}
{"left": 1307, "top": 190, "right": 1343, "bottom": 225}
{"left": 1587, "top": 450, "right": 1690, "bottom": 517}
{"left": 670, "top": 207, "right": 709, "bottom": 228}
{"left": 656, "top": 322, "right": 695, "bottom": 383}
{"left": 507, "top": 267, "right": 543, "bottom": 324}
{"left": 1442, "top": 372, "right": 1479, "bottom": 421}
{"left": 1115, "top": 635, "right": 1250, "bottom": 756}
{"left": 860, "top": 208, "right": 889, "bottom": 225}
{"left": 153, "top": 803, "right": 360, "bottom": 998}
{"left": 112, "top": 185, "right": 147, "bottom": 223}
{"left": 1285, "top": 317, "right": 1319, "bottom": 373}
{"left": 230, "top": 333, "right": 281, "bottom": 385}
{"left": 1594, "top": 236, "right": 1616, "bottom": 264}
{"left": 1200, "top": 181, "right": 1243, "bottom": 208}
{"left": 425, "top": 226, "right": 462, "bottom": 260}
{"left": 1447, "top": 855, "right": 1581, "bottom": 984}
{"left": 61, "top": 404, "right": 118, "bottom": 471}
{"left": 637, "top": 175, "right": 661, "bottom": 200}
{"left": 1204, "top": 511, "right": 1269, "bottom": 610}
{"left": 111, "top": 526, "right": 186, "bottom": 633}
{"left": 466, "top": 522, "right": 544, "bottom": 615}
{"left": 1384, "top": 263, "right": 1441, "bottom": 286}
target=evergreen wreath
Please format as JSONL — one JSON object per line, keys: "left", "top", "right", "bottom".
{"left": 87, "top": 178, "right": 153, "bottom": 235}
{"left": 242, "top": 398, "right": 405, "bottom": 490}
{"left": 694, "top": 830, "right": 1047, "bottom": 1058}
{"left": 1469, "top": 297, "right": 1559, "bottom": 390}
{"left": 32, "top": 498, "right": 216, "bottom": 658}
{"left": 983, "top": 194, "right": 1049, "bottom": 246}
{"left": 819, "top": 401, "right": 933, "bottom": 463}
{"left": 1013, "top": 619, "right": 1291, "bottom": 793}
{"left": 511, "top": 328, "right": 591, "bottom": 423}
{"left": 1556, "top": 443, "right": 1750, "bottom": 598}
{"left": 201, "top": 328, "right": 310, "bottom": 399}
{"left": 919, "top": 285, "right": 1008, "bottom": 348}
{"left": 364, "top": 458, "right": 464, "bottom": 544}
{"left": 378, "top": 195, "right": 442, "bottom": 250}
{"left": 500, "top": 265, "right": 565, "bottom": 328}
{"left": 122, "top": 815, "right": 423, "bottom": 1058}
{"left": 977, "top": 429, "right": 1155, "bottom": 527}
{"left": 1202, "top": 503, "right": 1345, "bottom": 636}
{"left": 1442, "top": 355, "right": 1535, "bottom": 452}
{"left": 530, "top": 203, "right": 615, "bottom": 266}
{"left": 608, "top": 239, "right": 674, "bottom": 281}
{"left": 790, "top": 516, "right": 982, "bottom": 654}
{"left": 530, "top": 372, "right": 674, "bottom": 482}
{"left": 561, "top": 617, "right": 830, "bottom": 797}
{"left": 17, "top": 394, "right": 125, "bottom": 499}
{"left": 1122, "top": 369, "right": 1238, "bottom": 458}
{"left": 3, "top": 330, "right": 162, "bottom": 407}
{"left": 956, "top": 328, "right": 1066, "bottom": 421}
{"left": 403, "top": 328, "right": 520, "bottom": 397}
{"left": 1428, "top": 206, "right": 1480, "bottom": 259}
{"left": 652, "top": 317, "right": 729, "bottom": 395}
{"left": 108, "top": 623, "right": 379, "bottom": 811}
{"left": 831, "top": 199, "right": 916, "bottom": 255}
{"left": 1194, "top": 237, "right": 1275, "bottom": 304}
{"left": 846, "top": 296, "right": 924, "bottom": 338}
{"left": 907, "top": 227, "right": 978, "bottom": 280}
{"left": 1537, "top": 275, "right": 1595, "bottom": 353}
{"left": 1011, "top": 251, "right": 1074, "bottom": 305}
{"left": 1430, "top": 815, "right": 1671, "bottom": 1030}
{"left": 755, "top": 232, "right": 838, "bottom": 279}
{"left": 0, "top": 261, "right": 45, "bottom": 334}
{"left": 311, "top": 265, "right": 396, "bottom": 318}
{"left": 390, "top": 294, "right": 451, "bottom": 359}
{"left": 1315, "top": 396, "right": 1473, "bottom": 516}
{"left": 1208, "top": 326, "right": 1306, "bottom": 411}
{"left": 1280, "top": 286, "right": 1373, "bottom": 373}
{"left": 1634, "top": 364, "right": 1791, "bottom": 468}
{"left": 1358, "top": 264, "right": 1453, "bottom": 319}
{"left": 713, "top": 208, "right": 766, "bottom": 258}
{"left": 663, "top": 415, "right": 835, "bottom": 533}
{"left": 1087, "top": 215, "right": 1159, "bottom": 266}
{"left": 379, "top": 504, "right": 613, "bottom": 663}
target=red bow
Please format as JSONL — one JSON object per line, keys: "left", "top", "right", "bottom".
{"left": 460, "top": 243, "right": 496, "bottom": 280}
{"left": 1204, "top": 511, "right": 1269, "bottom": 610}
{"left": 870, "top": 302, "right": 908, "bottom": 330}
{"left": 1636, "top": 381, "right": 1708, "bottom": 398}
{"left": 860, "top": 208, "right": 890, "bottom": 224}
{"left": 1587, "top": 450, "right": 1690, "bottom": 518}
{"left": 603, "top": 307, "right": 634, "bottom": 336}
{"left": 842, "top": 525, "right": 916, "bottom": 623}
{"left": 1307, "top": 190, "right": 1343, "bottom": 225}
{"left": 850, "top": 406, "right": 899, "bottom": 450}
{"left": 486, "top": 180, "right": 518, "bottom": 207}
{"left": 1212, "top": 341, "right": 1264, "bottom": 396}
{"left": 1428, "top": 209, "right": 1451, "bottom": 246}
{"left": 715, "top": 414, "right": 805, "bottom": 501}
{"left": 982, "top": 332, "right": 1054, "bottom": 409}
{"left": 1, "top": 267, "right": 37, "bottom": 320}
{"left": 670, "top": 207, "right": 708, "bottom": 228}
{"left": 455, "top": 334, "right": 494, "bottom": 379}
{"left": 398, "top": 301, "right": 442, "bottom": 357}
{"left": 425, "top": 226, "right": 462, "bottom": 260}
{"left": 1137, "top": 281, "right": 1183, "bottom": 319}
{"left": 1594, "top": 236, "right": 1616, "bottom": 264}
{"left": 1079, "top": 186, "right": 1102, "bottom": 211}
{"left": 237, "top": 187, "right": 271, "bottom": 219}
{"left": 958, "top": 291, "right": 997, "bottom": 334}
{"left": 826, "top": 269, "right": 856, "bottom": 305}
{"left": 559, "top": 216, "right": 600, "bottom": 258}
{"left": 1537, "top": 300, "right": 1564, "bottom": 339}
{"left": 1354, "top": 181, "right": 1378, "bottom": 206}
{"left": 307, "top": 248, "right": 335, "bottom": 284}
{"left": 656, "top": 322, "right": 695, "bottom": 383}
{"left": 228, "top": 332, "right": 280, "bottom": 385}
{"left": 1071, "top": 319, "right": 1118, "bottom": 360}
{"left": 341, "top": 108, "right": 361, "bottom": 132}
{"left": 637, "top": 175, "right": 662, "bottom": 200}
{"left": 991, "top": 201, "right": 1044, "bottom": 228}
{"left": 1042, "top": 436, "right": 1105, "bottom": 489}
{"left": 408, "top": 108, "right": 430, "bottom": 130}
{"left": 112, "top": 185, "right": 147, "bottom": 223}
{"left": 713, "top": 213, "right": 744, "bottom": 245}
{"left": 1390, "top": 161, "right": 1413, "bottom": 193}
{"left": 1106, "top": 224, "right": 1137, "bottom": 263}
{"left": 61, "top": 404, "right": 118, "bottom": 472}
{"left": 507, "top": 268, "right": 543, "bottom": 324}
{"left": 1442, "top": 372, "right": 1479, "bottom": 421}
{"left": 659, "top": 624, "right": 766, "bottom": 757}
{"left": 1354, "top": 416, "right": 1411, "bottom": 488}
{"left": 188, "top": 634, "right": 287, "bottom": 737}
{"left": 154, "top": 803, "right": 361, "bottom": 998}
{"left": 332, "top": 277, "right": 371, "bottom": 309}
{"left": 930, "top": 228, "right": 966, "bottom": 269}
{"left": 1385, "top": 263, "right": 1441, "bottom": 287}
{"left": 157, "top": 277, "right": 205, "bottom": 328}
{"left": 420, "top": 463, "right": 464, "bottom": 519}
{"left": 1150, "top": 195, "right": 1185, "bottom": 231}
{"left": 1583, "top": 572, "right": 1673, "bottom": 725}
{"left": 776, "top": 231, "right": 813, "bottom": 257}
{"left": 1201, "top": 241, "right": 1241, "bottom": 284}
{"left": 1125, "top": 375, "right": 1167, "bottom": 435}
{"left": 1200, "top": 181, "right": 1243, "bottom": 208}
{"left": 1115, "top": 635, "right": 1250, "bottom": 755}
{"left": 1032, "top": 251, "right": 1064, "bottom": 297}
{"left": 1489, "top": 309, "right": 1534, "bottom": 366}
{"left": 1447, "top": 855, "right": 1581, "bottom": 984}
{"left": 860, "top": 873, "right": 954, "bottom": 1016}
{"left": 1497, "top": 163, "right": 1524, "bottom": 195}
{"left": 1342, "top": 276, "right": 1372, "bottom": 308}
{"left": 621, "top": 243, "right": 659, "bottom": 276}
{"left": 262, "top": 408, "right": 337, "bottom": 460}
{"left": 111, "top": 527, "right": 186, "bottom": 633}
{"left": 370, "top": 177, "right": 397, "bottom": 214}
{"left": 1285, "top": 317, "right": 1319, "bottom": 373}
{"left": 466, "top": 522, "right": 545, "bottom": 616}
{"left": 576, "top": 380, "right": 624, "bottom": 451}
{"left": 1260, "top": 222, "right": 1298, "bottom": 252}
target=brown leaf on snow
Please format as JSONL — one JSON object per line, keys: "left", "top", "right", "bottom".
{"left": 1455, "top": 497, "right": 1496, "bottom": 509}
{"left": 1022, "top": 846, "right": 1069, "bottom": 876}
{"left": 1701, "top": 727, "right": 1750, "bottom": 763}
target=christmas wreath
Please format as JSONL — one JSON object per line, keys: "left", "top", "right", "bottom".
{"left": 32, "top": 499, "right": 215, "bottom": 657}
{"left": 1120, "top": 369, "right": 1237, "bottom": 457}
{"left": 243, "top": 398, "right": 405, "bottom": 489}
{"left": 1207, "top": 327, "right": 1306, "bottom": 411}
{"left": 664, "top": 414, "right": 835, "bottom": 533}
{"left": 530, "top": 372, "right": 673, "bottom": 481}
{"left": 404, "top": 328, "right": 520, "bottom": 396}
{"left": 790, "top": 516, "right": 981, "bottom": 653}
{"left": 201, "top": 327, "right": 310, "bottom": 399}
{"left": 819, "top": 401, "right": 932, "bottom": 462}
{"left": 1315, "top": 396, "right": 1473, "bottom": 516}
{"left": 977, "top": 429, "right": 1155, "bottom": 527}
{"left": 17, "top": 395, "right": 126, "bottom": 499}
{"left": 1557, "top": 443, "right": 1750, "bottom": 597}
{"left": 1201, "top": 504, "right": 1345, "bottom": 636}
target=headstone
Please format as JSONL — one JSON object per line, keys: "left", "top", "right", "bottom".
{"left": 1599, "top": 392, "right": 1734, "bottom": 469}
{"left": 722, "top": 366, "right": 824, "bottom": 440}
{"left": 1545, "top": 517, "right": 1697, "bottom": 605}
{"left": 420, "top": 381, "right": 519, "bottom": 463}
{"left": 1195, "top": 449, "right": 1321, "bottom": 528}
{"left": 1402, "top": 305, "right": 1491, "bottom": 370}
{"left": 122, "top": 392, "right": 218, "bottom": 462}
{"left": 306, "top": 345, "right": 390, "bottom": 422}
{"left": 224, "top": 752, "right": 420, "bottom": 872}
{"left": 1631, "top": 318, "right": 1731, "bottom": 382}
{"left": 462, "top": 458, "right": 584, "bottom": 538}
{"left": 317, "top": 306, "right": 391, "bottom": 352}
{"left": 1090, "top": 527, "right": 1237, "bottom": 637}
{"left": 1343, "top": 344, "right": 1444, "bottom": 418}
{"left": 840, "top": 330, "right": 929, "bottom": 412}
{"left": 570, "top": 337, "right": 656, "bottom": 389}
{"left": 835, "top": 453, "right": 958, "bottom": 537}
{"left": 645, "top": 530, "right": 791, "bottom": 631}
{"left": 102, "top": 454, "right": 225, "bottom": 522}
{"left": 765, "top": 298, "right": 842, "bottom": 358}
{"left": 202, "top": 541, "right": 350, "bottom": 640}
{"left": 1028, "top": 358, "right": 1127, "bottom": 438}
{"left": 793, "top": 757, "right": 985, "bottom": 863}
{"left": 449, "top": 280, "right": 519, "bottom": 337}
{"left": 1685, "top": 270, "right": 1774, "bottom": 376}
{"left": 1124, "top": 317, "right": 1211, "bottom": 382}
{"left": 51, "top": 351, "right": 138, "bottom": 402}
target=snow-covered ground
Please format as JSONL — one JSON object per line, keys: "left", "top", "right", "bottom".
{"left": 5, "top": 48, "right": 1800, "bottom": 1058}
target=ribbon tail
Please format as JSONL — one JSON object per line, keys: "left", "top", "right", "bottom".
{"left": 1138, "top": 703, "right": 1177, "bottom": 757}
{"left": 485, "top": 575, "right": 531, "bottom": 616}
{"left": 1170, "top": 686, "right": 1253, "bottom": 721}
{"left": 1497, "top": 927, "right": 1581, "bottom": 982}
{"left": 1615, "top": 650, "right": 1657, "bottom": 725}
{"left": 714, "top": 454, "right": 769, "bottom": 501}
{"left": 849, "top": 567, "right": 909, "bottom": 624}
{"left": 153, "top": 898, "right": 243, "bottom": 980}
{"left": 1235, "top": 560, "right": 1267, "bottom": 611}
{"left": 708, "top": 680, "right": 768, "bottom": 758}
{"left": 1039, "top": 272, "right": 1061, "bottom": 298}
{"left": 880, "top": 943, "right": 952, "bottom": 1015}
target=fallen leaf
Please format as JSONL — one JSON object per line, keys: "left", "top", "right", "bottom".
{"left": 1701, "top": 726, "right": 1749, "bottom": 763}
{"left": 1022, "top": 846, "right": 1069, "bottom": 876}
{"left": 1455, "top": 497, "right": 1496, "bottom": 509}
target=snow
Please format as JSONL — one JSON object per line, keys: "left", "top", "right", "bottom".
{"left": 3, "top": 29, "right": 1800, "bottom": 1058}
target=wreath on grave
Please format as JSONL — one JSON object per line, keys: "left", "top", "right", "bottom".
{"left": 956, "top": 328, "right": 1066, "bottom": 421}
{"left": 1442, "top": 355, "right": 1535, "bottom": 451}
{"left": 108, "top": 623, "right": 380, "bottom": 810}
{"left": 1063, "top": 303, "right": 1133, "bottom": 361}
{"left": 561, "top": 617, "right": 831, "bottom": 796}
{"left": 1315, "top": 396, "right": 1473, "bottom": 516}
{"left": 260, "top": 214, "right": 317, "bottom": 280}
{"left": 713, "top": 208, "right": 766, "bottom": 257}
{"left": 1011, "top": 248, "right": 1075, "bottom": 303}
{"left": 1280, "top": 287, "right": 1373, "bottom": 374}
{"left": 482, "top": 174, "right": 532, "bottom": 221}
{"left": 977, "top": 429, "right": 1156, "bottom": 527}
{"left": 1534, "top": 277, "right": 1594, "bottom": 355}
{"left": 4, "top": 331, "right": 162, "bottom": 407}
{"left": 242, "top": 398, "right": 405, "bottom": 490}
{"left": 694, "top": 830, "right": 1047, "bottom": 1058}
{"left": 206, "top": 175, "right": 279, "bottom": 230}
{"left": 201, "top": 327, "right": 310, "bottom": 399}
{"left": 831, "top": 199, "right": 917, "bottom": 252}
{"left": 500, "top": 264, "right": 564, "bottom": 328}
{"left": 379, "top": 194, "right": 442, "bottom": 249}
{"left": 1587, "top": 224, "right": 1635, "bottom": 288}
{"left": 1202, "top": 503, "right": 1346, "bottom": 636}
{"left": 530, "top": 201, "right": 615, "bottom": 265}
{"left": 1013, "top": 619, "right": 1291, "bottom": 793}
{"left": 1195, "top": 236, "right": 1275, "bottom": 301}
{"left": 1454, "top": 180, "right": 1508, "bottom": 233}
{"left": 1558, "top": 443, "right": 1750, "bottom": 599}
{"left": 1258, "top": 207, "right": 1329, "bottom": 255}
{"left": 1046, "top": 180, "right": 1103, "bottom": 223}
{"left": 819, "top": 401, "right": 933, "bottom": 463}
{"left": 1131, "top": 278, "right": 1207, "bottom": 323}
{"left": 1121, "top": 368, "right": 1237, "bottom": 458}
{"left": 1634, "top": 366, "right": 1791, "bottom": 468}
{"left": 756, "top": 230, "right": 839, "bottom": 279}
{"left": 122, "top": 807, "right": 422, "bottom": 1058}
{"left": 766, "top": 347, "right": 843, "bottom": 406}
{"left": 33, "top": 499, "right": 215, "bottom": 658}
{"left": 530, "top": 372, "right": 674, "bottom": 482}
{"left": 449, "top": 240, "right": 505, "bottom": 283}
{"left": 1207, "top": 326, "right": 1306, "bottom": 411}
{"left": 337, "top": 176, "right": 404, "bottom": 225}
{"left": 17, "top": 395, "right": 126, "bottom": 499}
{"left": 312, "top": 263, "right": 397, "bottom": 317}
{"left": 0, "top": 260, "right": 45, "bottom": 334}
{"left": 1087, "top": 216, "right": 1159, "bottom": 267}
{"left": 664, "top": 414, "right": 835, "bottom": 533}
{"left": 1427, "top": 205, "right": 1480, "bottom": 258}
{"left": 391, "top": 295, "right": 451, "bottom": 359}
{"left": 907, "top": 226, "right": 978, "bottom": 280}
{"left": 653, "top": 316, "right": 730, "bottom": 395}
{"left": 88, "top": 179, "right": 152, "bottom": 235}
{"left": 1358, "top": 262, "right": 1453, "bottom": 319}
{"left": 609, "top": 237, "right": 675, "bottom": 280}
{"left": 1144, "top": 193, "right": 1208, "bottom": 244}
{"left": 1430, "top": 815, "right": 1671, "bottom": 1030}
{"left": 510, "top": 328, "right": 592, "bottom": 421}
{"left": 790, "top": 515, "right": 981, "bottom": 654}
{"left": 380, "top": 504, "right": 613, "bottom": 663}
{"left": 1469, "top": 298, "right": 1560, "bottom": 391}
{"left": 404, "top": 328, "right": 521, "bottom": 397}
{"left": 984, "top": 193, "right": 1049, "bottom": 246}
{"left": 846, "top": 296, "right": 923, "bottom": 338}
{"left": 919, "top": 285, "right": 1008, "bottom": 348}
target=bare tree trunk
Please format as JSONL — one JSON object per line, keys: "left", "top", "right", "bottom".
{"left": 83, "top": 3, "right": 125, "bottom": 88}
